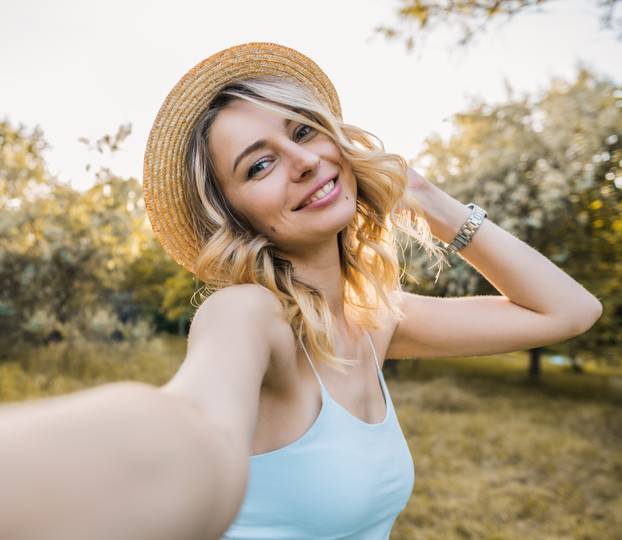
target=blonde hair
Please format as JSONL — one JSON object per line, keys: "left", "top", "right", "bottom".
{"left": 184, "top": 75, "right": 449, "bottom": 372}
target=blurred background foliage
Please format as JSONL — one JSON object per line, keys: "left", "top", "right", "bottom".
{"left": 374, "top": 0, "right": 622, "bottom": 50}
{"left": 0, "top": 121, "right": 197, "bottom": 354}
{"left": 397, "top": 66, "right": 622, "bottom": 377}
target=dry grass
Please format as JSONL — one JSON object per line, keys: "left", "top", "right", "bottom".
{"left": 0, "top": 335, "right": 185, "bottom": 402}
{"left": 388, "top": 355, "right": 622, "bottom": 540}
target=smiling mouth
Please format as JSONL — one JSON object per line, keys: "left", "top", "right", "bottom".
{"left": 293, "top": 176, "right": 339, "bottom": 211}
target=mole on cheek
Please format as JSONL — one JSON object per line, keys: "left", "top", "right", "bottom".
{"left": 270, "top": 226, "right": 277, "bottom": 232}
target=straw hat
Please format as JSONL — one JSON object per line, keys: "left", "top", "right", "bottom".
{"left": 143, "top": 42, "right": 343, "bottom": 276}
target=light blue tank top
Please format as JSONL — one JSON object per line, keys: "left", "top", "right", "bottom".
{"left": 221, "top": 330, "right": 415, "bottom": 540}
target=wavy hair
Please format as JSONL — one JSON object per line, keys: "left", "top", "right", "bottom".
{"left": 184, "top": 75, "right": 449, "bottom": 372}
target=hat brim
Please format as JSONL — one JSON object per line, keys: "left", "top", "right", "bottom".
{"left": 143, "top": 42, "right": 342, "bottom": 276}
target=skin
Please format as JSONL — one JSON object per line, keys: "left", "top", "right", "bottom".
{"left": 208, "top": 99, "right": 360, "bottom": 333}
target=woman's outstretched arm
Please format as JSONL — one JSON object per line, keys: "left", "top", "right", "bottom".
{"left": 0, "top": 283, "right": 282, "bottom": 540}
{"left": 0, "top": 380, "right": 248, "bottom": 540}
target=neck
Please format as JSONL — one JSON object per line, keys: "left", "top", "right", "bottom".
{"left": 286, "top": 235, "right": 349, "bottom": 326}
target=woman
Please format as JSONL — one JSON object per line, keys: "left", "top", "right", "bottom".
{"left": 0, "top": 42, "right": 602, "bottom": 540}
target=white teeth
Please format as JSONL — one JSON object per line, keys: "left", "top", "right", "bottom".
{"left": 302, "top": 179, "right": 335, "bottom": 207}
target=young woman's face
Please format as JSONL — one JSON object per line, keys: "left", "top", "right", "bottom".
{"left": 208, "top": 99, "right": 357, "bottom": 254}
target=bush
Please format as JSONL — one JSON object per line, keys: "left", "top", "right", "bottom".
{"left": 2, "top": 305, "right": 157, "bottom": 360}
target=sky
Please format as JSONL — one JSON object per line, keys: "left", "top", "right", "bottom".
{"left": 2, "top": 0, "right": 621, "bottom": 192}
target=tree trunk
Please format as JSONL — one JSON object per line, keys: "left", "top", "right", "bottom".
{"left": 383, "top": 359, "right": 399, "bottom": 379}
{"left": 569, "top": 352, "right": 584, "bottom": 373}
{"left": 528, "top": 347, "right": 543, "bottom": 379}
{"left": 178, "top": 315, "right": 189, "bottom": 336}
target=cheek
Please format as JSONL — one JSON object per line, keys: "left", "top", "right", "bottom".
{"left": 339, "top": 162, "right": 357, "bottom": 195}
{"left": 239, "top": 189, "right": 287, "bottom": 232}
{"left": 327, "top": 140, "right": 345, "bottom": 163}
{"left": 256, "top": 189, "right": 287, "bottom": 214}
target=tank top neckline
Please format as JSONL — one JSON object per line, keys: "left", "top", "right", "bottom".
{"left": 318, "top": 363, "right": 390, "bottom": 427}
{"left": 301, "top": 328, "right": 390, "bottom": 427}
{"left": 250, "top": 329, "right": 391, "bottom": 460}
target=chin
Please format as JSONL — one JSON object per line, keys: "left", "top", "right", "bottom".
{"left": 315, "top": 207, "right": 356, "bottom": 237}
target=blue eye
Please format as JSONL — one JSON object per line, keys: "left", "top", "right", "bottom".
{"left": 247, "top": 158, "right": 270, "bottom": 179}
{"left": 246, "top": 124, "right": 315, "bottom": 179}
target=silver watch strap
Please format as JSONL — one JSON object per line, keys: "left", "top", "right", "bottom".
{"left": 445, "top": 203, "right": 487, "bottom": 255}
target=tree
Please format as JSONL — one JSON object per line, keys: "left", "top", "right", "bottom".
{"left": 162, "top": 266, "right": 200, "bottom": 335}
{"left": 401, "top": 66, "right": 622, "bottom": 375}
{"left": 0, "top": 118, "right": 201, "bottom": 354}
{"left": 121, "top": 238, "right": 197, "bottom": 334}
{"left": 0, "top": 119, "right": 64, "bottom": 346}
{"left": 373, "top": 0, "right": 622, "bottom": 51}
{"left": 0, "top": 119, "right": 52, "bottom": 205}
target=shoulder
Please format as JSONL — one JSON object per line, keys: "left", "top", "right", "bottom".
{"left": 191, "top": 284, "right": 294, "bottom": 372}
{"left": 194, "top": 284, "right": 283, "bottom": 322}
{"left": 203, "top": 282, "right": 279, "bottom": 303}
{"left": 204, "top": 285, "right": 298, "bottom": 387}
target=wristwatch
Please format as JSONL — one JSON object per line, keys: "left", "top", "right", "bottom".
{"left": 444, "top": 203, "right": 487, "bottom": 255}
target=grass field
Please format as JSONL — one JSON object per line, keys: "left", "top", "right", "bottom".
{"left": 389, "top": 355, "right": 622, "bottom": 540}
{"left": 1, "top": 337, "right": 620, "bottom": 539}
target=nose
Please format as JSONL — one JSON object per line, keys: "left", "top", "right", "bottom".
{"left": 287, "top": 143, "right": 320, "bottom": 181}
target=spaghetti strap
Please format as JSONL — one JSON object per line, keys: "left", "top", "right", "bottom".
{"left": 365, "top": 330, "right": 382, "bottom": 373}
{"left": 298, "top": 335, "right": 324, "bottom": 387}
{"left": 300, "top": 331, "right": 381, "bottom": 385}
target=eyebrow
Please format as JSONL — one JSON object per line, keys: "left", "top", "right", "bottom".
{"left": 232, "top": 117, "right": 292, "bottom": 175}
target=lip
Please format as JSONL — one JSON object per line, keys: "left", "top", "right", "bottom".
{"left": 293, "top": 175, "right": 339, "bottom": 211}
{"left": 294, "top": 176, "right": 341, "bottom": 211}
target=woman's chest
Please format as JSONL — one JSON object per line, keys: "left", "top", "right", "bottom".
{"left": 252, "top": 318, "right": 398, "bottom": 456}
